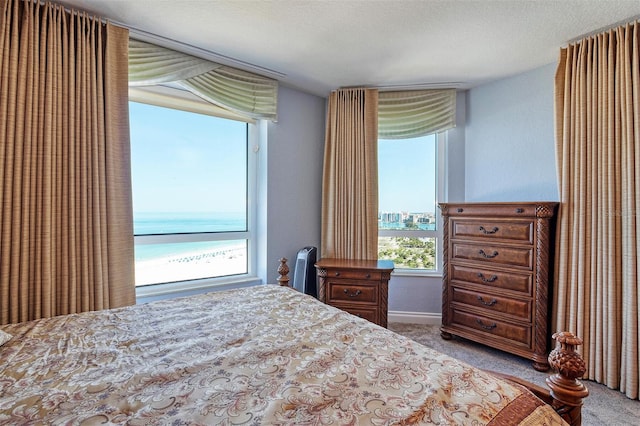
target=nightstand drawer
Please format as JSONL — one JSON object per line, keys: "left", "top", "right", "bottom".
{"left": 451, "top": 309, "right": 531, "bottom": 347}
{"left": 450, "top": 264, "right": 532, "bottom": 294}
{"left": 328, "top": 282, "right": 378, "bottom": 304}
{"left": 325, "top": 269, "right": 382, "bottom": 281}
{"left": 451, "top": 220, "right": 533, "bottom": 244}
{"left": 452, "top": 242, "right": 533, "bottom": 269}
{"left": 451, "top": 287, "right": 531, "bottom": 321}
{"left": 337, "top": 305, "right": 378, "bottom": 323}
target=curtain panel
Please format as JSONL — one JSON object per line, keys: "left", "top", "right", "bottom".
{"left": 321, "top": 88, "right": 379, "bottom": 260}
{"left": 554, "top": 20, "right": 640, "bottom": 399}
{"left": 378, "top": 89, "right": 456, "bottom": 139}
{"left": 0, "top": 0, "right": 135, "bottom": 324}
{"left": 128, "top": 39, "right": 278, "bottom": 121}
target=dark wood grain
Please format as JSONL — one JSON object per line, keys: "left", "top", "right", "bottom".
{"left": 315, "top": 258, "right": 394, "bottom": 328}
{"left": 439, "top": 202, "right": 558, "bottom": 371}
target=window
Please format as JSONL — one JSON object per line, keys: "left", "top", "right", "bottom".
{"left": 129, "top": 96, "right": 253, "bottom": 286}
{"left": 377, "top": 132, "right": 443, "bottom": 273}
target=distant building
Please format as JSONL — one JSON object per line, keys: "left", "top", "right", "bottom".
{"left": 379, "top": 211, "right": 435, "bottom": 224}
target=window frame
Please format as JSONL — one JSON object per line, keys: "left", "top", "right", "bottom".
{"left": 378, "top": 132, "right": 446, "bottom": 277}
{"left": 129, "top": 86, "right": 259, "bottom": 293}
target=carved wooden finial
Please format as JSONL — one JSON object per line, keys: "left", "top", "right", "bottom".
{"left": 546, "top": 331, "right": 589, "bottom": 426}
{"left": 277, "top": 258, "right": 290, "bottom": 287}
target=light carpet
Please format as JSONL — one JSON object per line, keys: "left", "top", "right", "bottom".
{"left": 389, "top": 323, "right": 640, "bottom": 426}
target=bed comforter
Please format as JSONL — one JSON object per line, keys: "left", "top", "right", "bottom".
{"left": 0, "top": 285, "right": 566, "bottom": 425}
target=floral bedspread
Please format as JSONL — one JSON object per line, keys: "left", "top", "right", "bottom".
{"left": 0, "top": 285, "right": 566, "bottom": 425}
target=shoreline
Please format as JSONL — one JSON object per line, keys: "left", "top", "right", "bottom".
{"left": 135, "top": 245, "right": 246, "bottom": 285}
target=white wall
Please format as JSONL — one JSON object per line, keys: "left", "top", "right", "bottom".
{"left": 465, "top": 63, "right": 559, "bottom": 202}
{"left": 141, "top": 65, "right": 560, "bottom": 316}
{"left": 257, "top": 85, "right": 326, "bottom": 285}
{"left": 259, "top": 64, "right": 559, "bottom": 321}
{"left": 387, "top": 91, "right": 466, "bottom": 323}
{"left": 389, "top": 63, "right": 560, "bottom": 321}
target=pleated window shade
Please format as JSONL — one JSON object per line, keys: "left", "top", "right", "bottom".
{"left": 128, "top": 39, "right": 278, "bottom": 121}
{"left": 378, "top": 89, "right": 456, "bottom": 139}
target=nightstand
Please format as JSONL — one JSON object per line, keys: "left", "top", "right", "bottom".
{"left": 315, "top": 258, "right": 394, "bottom": 328}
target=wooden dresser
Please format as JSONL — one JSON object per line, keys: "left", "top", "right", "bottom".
{"left": 439, "top": 202, "right": 558, "bottom": 371}
{"left": 315, "top": 258, "right": 394, "bottom": 328}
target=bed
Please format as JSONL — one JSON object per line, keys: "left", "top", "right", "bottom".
{"left": 1, "top": 260, "right": 587, "bottom": 425}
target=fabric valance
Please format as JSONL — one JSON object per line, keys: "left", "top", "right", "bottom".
{"left": 378, "top": 89, "right": 456, "bottom": 139}
{"left": 128, "top": 39, "right": 278, "bottom": 121}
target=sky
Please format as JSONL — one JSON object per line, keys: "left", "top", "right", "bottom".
{"left": 130, "top": 101, "right": 437, "bottom": 215}
{"left": 378, "top": 135, "right": 437, "bottom": 213}
{"left": 129, "top": 101, "right": 247, "bottom": 214}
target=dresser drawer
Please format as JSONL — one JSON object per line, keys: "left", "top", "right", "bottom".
{"left": 451, "top": 220, "right": 533, "bottom": 244}
{"left": 324, "top": 269, "right": 382, "bottom": 281}
{"left": 450, "top": 264, "right": 532, "bottom": 294}
{"left": 451, "top": 309, "right": 531, "bottom": 347}
{"left": 328, "top": 282, "right": 378, "bottom": 304}
{"left": 452, "top": 242, "right": 533, "bottom": 269}
{"left": 451, "top": 287, "right": 531, "bottom": 321}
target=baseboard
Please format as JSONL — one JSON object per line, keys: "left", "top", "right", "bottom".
{"left": 388, "top": 311, "right": 442, "bottom": 325}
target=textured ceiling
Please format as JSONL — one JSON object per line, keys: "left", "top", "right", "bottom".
{"left": 55, "top": 0, "right": 640, "bottom": 96}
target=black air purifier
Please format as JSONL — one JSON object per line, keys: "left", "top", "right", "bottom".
{"left": 292, "top": 246, "right": 317, "bottom": 298}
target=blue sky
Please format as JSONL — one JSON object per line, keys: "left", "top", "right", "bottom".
{"left": 130, "top": 101, "right": 437, "bottom": 215}
{"left": 378, "top": 135, "right": 437, "bottom": 213}
{"left": 129, "top": 102, "right": 247, "bottom": 214}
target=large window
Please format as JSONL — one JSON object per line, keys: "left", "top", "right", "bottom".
{"left": 129, "top": 99, "right": 251, "bottom": 286}
{"left": 378, "top": 133, "right": 442, "bottom": 272}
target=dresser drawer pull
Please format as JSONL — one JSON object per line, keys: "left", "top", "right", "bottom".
{"left": 478, "top": 249, "right": 499, "bottom": 259}
{"left": 334, "top": 272, "right": 341, "bottom": 277}
{"left": 516, "top": 208, "right": 524, "bottom": 213}
{"left": 477, "top": 273, "right": 498, "bottom": 283}
{"left": 479, "top": 226, "right": 499, "bottom": 234}
{"left": 476, "top": 319, "right": 497, "bottom": 330}
{"left": 365, "top": 273, "right": 371, "bottom": 279}
{"left": 343, "top": 289, "right": 362, "bottom": 297}
{"left": 476, "top": 296, "right": 498, "bottom": 307}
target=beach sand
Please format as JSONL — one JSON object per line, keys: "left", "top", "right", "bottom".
{"left": 135, "top": 246, "right": 246, "bottom": 285}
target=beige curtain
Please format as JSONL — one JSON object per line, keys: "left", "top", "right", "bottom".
{"left": 321, "top": 88, "right": 379, "bottom": 260}
{"left": 555, "top": 20, "right": 640, "bottom": 399}
{"left": 0, "top": 0, "right": 135, "bottom": 324}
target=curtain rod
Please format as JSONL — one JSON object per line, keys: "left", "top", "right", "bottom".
{"left": 567, "top": 15, "right": 640, "bottom": 44}
{"left": 339, "top": 82, "right": 463, "bottom": 92}
{"left": 374, "top": 82, "right": 462, "bottom": 91}
{"left": 48, "top": 0, "right": 286, "bottom": 80}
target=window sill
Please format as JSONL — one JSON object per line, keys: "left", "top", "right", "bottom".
{"left": 135, "top": 275, "right": 262, "bottom": 304}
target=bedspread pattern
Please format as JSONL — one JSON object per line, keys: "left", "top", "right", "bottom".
{"left": 0, "top": 285, "right": 565, "bottom": 425}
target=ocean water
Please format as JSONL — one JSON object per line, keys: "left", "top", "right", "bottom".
{"left": 378, "top": 221, "right": 436, "bottom": 231}
{"left": 133, "top": 212, "right": 434, "bottom": 284}
{"left": 133, "top": 212, "right": 435, "bottom": 262}
{"left": 134, "top": 212, "right": 246, "bottom": 262}
{"left": 134, "top": 211, "right": 246, "bottom": 235}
